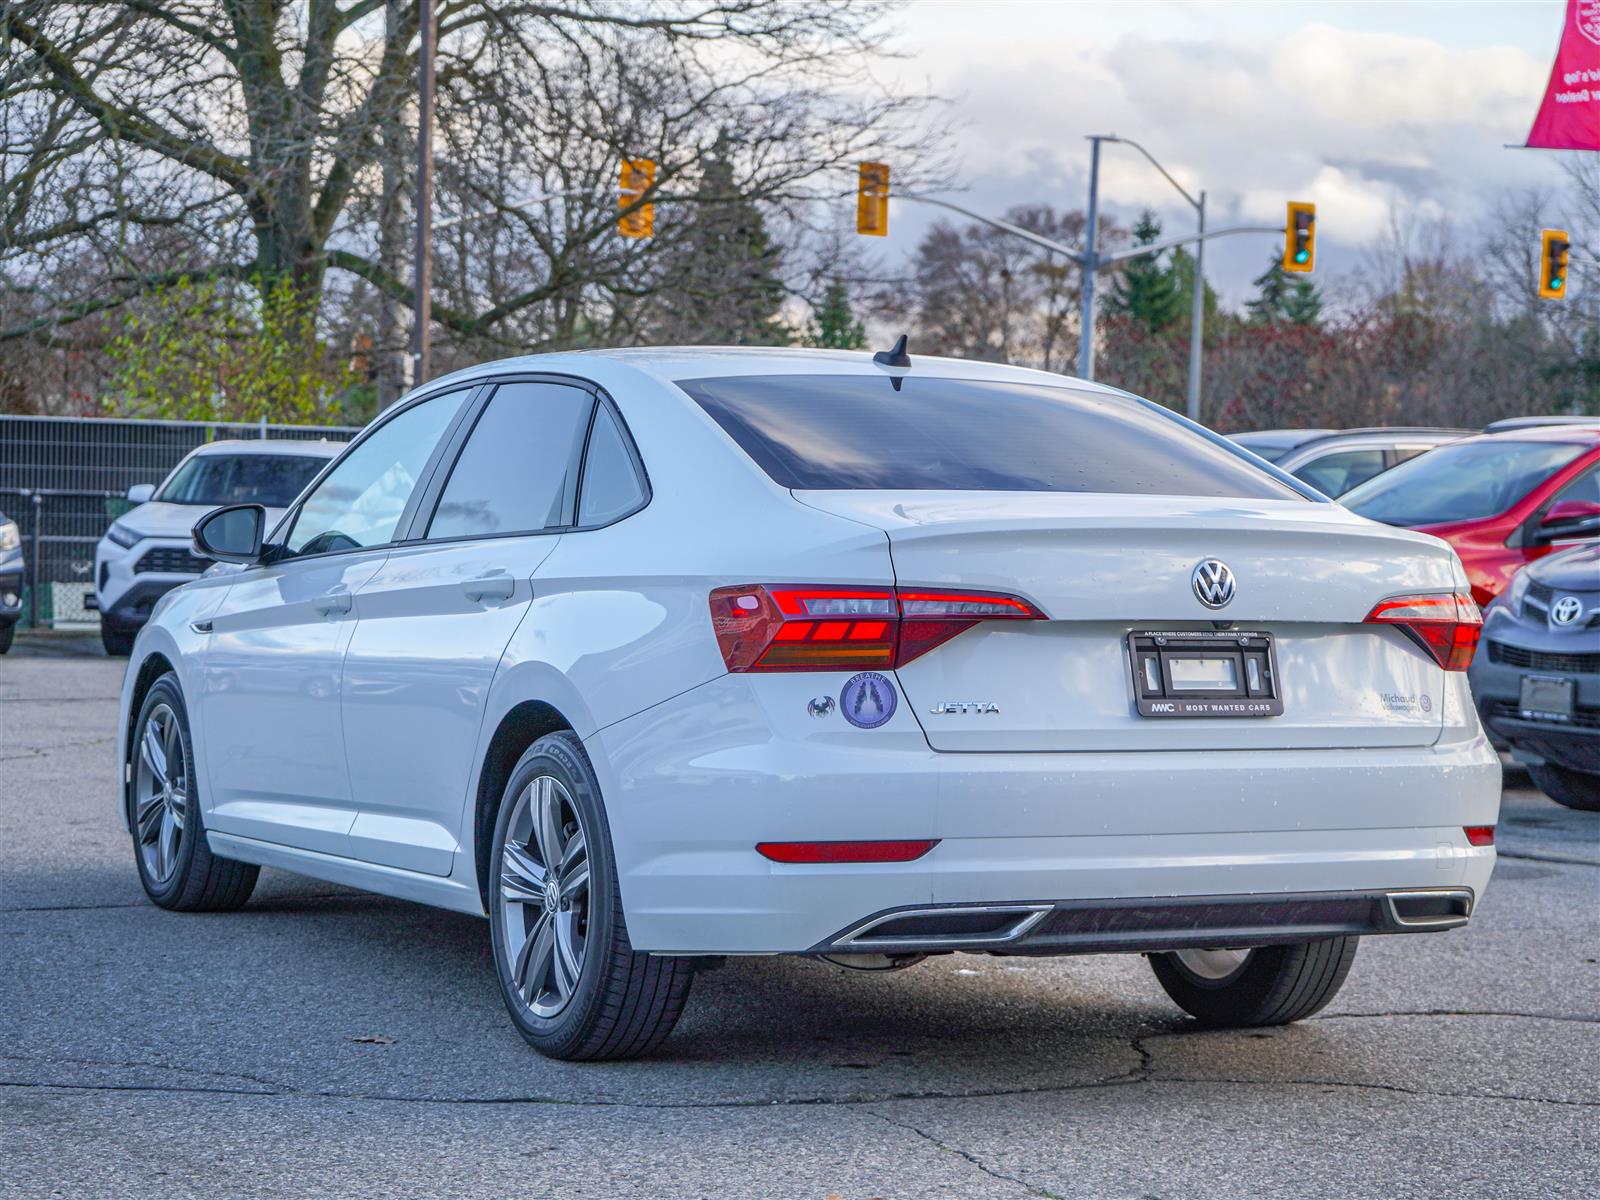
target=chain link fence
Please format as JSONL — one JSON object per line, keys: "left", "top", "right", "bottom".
{"left": 1, "top": 416, "right": 359, "bottom": 629}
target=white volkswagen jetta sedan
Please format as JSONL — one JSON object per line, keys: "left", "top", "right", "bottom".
{"left": 117, "top": 348, "right": 1499, "bottom": 1060}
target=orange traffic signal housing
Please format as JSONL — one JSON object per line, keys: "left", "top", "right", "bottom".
{"left": 1284, "top": 202, "right": 1315, "bottom": 273}
{"left": 619, "top": 159, "right": 656, "bottom": 239}
{"left": 857, "top": 162, "right": 889, "bottom": 237}
{"left": 1539, "top": 228, "right": 1570, "bottom": 300}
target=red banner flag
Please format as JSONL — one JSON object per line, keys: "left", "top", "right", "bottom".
{"left": 1526, "top": 0, "right": 1600, "bottom": 150}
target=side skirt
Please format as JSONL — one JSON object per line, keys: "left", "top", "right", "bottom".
{"left": 208, "top": 831, "right": 487, "bottom": 917}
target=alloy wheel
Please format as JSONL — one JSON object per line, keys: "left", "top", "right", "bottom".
{"left": 497, "top": 775, "right": 591, "bottom": 1019}
{"left": 1173, "top": 947, "right": 1251, "bottom": 981}
{"left": 134, "top": 703, "right": 188, "bottom": 884}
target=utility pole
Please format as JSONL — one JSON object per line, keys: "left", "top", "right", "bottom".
{"left": 1077, "top": 136, "right": 1103, "bottom": 383}
{"left": 410, "top": 0, "right": 436, "bottom": 388}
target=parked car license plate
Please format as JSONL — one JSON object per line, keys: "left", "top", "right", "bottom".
{"left": 1127, "top": 630, "right": 1284, "bottom": 717}
{"left": 1519, "top": 674, "right": 1575, "bottom": 722}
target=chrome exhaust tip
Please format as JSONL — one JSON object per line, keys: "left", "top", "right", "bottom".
{"left": 1384, "top": 888, "right": 1474, "bottom": 930}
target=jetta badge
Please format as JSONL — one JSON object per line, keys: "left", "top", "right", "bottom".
{"left": 1191, "top": 559, "right": 1236, "bottom": 609}
{"left": 1551, "top": 595, "right": 1583, "bottom": 626}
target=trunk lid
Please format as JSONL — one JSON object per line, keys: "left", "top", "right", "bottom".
{"left": 797, "top": 491, "right": 1460, "bottom": 752}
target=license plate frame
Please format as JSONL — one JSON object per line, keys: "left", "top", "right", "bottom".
{"left": 1519, "top": 674, "right": 1575, "bottom": 723}
{"left": 1127, "top": 630, "right": 1283, "bottom": 718}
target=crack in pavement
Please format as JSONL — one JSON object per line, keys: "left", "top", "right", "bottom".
{"left": 1312, "top": 1009, "right": 1600, "bottom": 1026}
{"left": 9, "top": 1024, "right": 1587, "bottom": 1120}
{"left": 866, "top": 1110, "right": 1066, "bottom": 1198}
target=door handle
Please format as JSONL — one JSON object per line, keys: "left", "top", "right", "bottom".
{"left": 313, "top": 588, "right": 353, "bottom": 617}
{"left": 462, "top": 573, "right": 515, "bottom": 603}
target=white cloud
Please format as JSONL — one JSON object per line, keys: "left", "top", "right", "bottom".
{"left": 875, "top": 5, "right": 1566, "bottom": 302}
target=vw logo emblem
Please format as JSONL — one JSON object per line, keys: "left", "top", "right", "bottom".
{"left": 543, "top": 878, "right": 561, "bottom": 913}
{"left": 1551, "top": 595, "right": 1584, "bottom": 626}
{"left": 1191, "top": 559, "right": 1236, "bottom": 609}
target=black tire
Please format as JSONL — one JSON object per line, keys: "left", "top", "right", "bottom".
{"left": 1149, "top": 937, "right": 1359, "bottom": 1028}
{"left": 0, "top": 621, "right": 13, "bottom": 654}
{"left": 101, "top": 621, "right": 135, "bottom": 657}
{"left": 1528, "top": 763, "right": 1600, "bottom": 812}
{"left": 487, "top": 731, "right": 694, "bottom": 1060}
{"left": 130, "top": 673, "right": 259, "bottom": 912}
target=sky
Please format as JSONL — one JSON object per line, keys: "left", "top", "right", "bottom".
{"left": 870, "top": 0, "right": 1573, "bottom": 306}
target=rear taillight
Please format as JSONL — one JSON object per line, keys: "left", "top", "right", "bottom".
{"left": 1364, "top": 591, "right": 1483, "bottom": 671}
{"left": 710, "top": 584, "right": 1045, "bottom": 672}
{"left": 1464, "top": 825, "right": 1495, "bottom": 847}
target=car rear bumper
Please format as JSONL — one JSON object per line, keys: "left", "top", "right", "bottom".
{"left": 588, "top": 674, "right": 1501, "bottom": 954}
{"left": 813, "top": 887, "right": 1477, "bottom": 956}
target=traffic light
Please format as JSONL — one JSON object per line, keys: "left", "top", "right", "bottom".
{"left": 1283, "top": 202, "right": 1315, "bottom": 273}
{"left": 619, "top": 159, "right": 655, "bottom": 239}
{"left": 856, "top": 162, "right": 889, "bottom": 236}
{"left": 1539, "top": 228, "right": 1570, "bottom": 300}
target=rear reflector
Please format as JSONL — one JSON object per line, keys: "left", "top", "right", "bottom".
{"left": 1464, "top": 825, "right": 1495, "bottom": 847}
{"left": 756, "top": 840, "right": 939, "bottom": 864}
{"left": 711, "top": 584, "right": 1045, "bottom": 672}
{"left": 1363, "top": 591, "right": 1483, "bottom": 671}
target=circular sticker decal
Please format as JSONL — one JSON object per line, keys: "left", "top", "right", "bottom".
{"left": 839, "top": 671, "right": 897, "bottom": 729}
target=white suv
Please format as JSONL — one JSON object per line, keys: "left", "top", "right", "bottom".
{"left": 117, "top": 349, "right": 1500, "bottom": 1060}
{"left": 94, "top": 439, "right": 339, "bottom": 654}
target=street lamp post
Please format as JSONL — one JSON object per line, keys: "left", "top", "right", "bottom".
{"left": 1081, "top": 135, "right": 1209, "bottom": 424}
{"left": 411, "top": 0, "right": 436, "bottom": 388}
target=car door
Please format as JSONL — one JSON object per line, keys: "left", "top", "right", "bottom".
{"left": 340, "top": 379, "right": 597, "bottom": 875}
{"left": 199, "top": 387, "right": 474, "bottom": 856}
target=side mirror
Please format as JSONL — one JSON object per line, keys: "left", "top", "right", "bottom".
{"left": 126, "top": 483, "right": 156, "bottom": 504}
{"left": 1535, "top": 498, "right": 1600, "bottom": 543}
{"left": 193, "top": 504, "right": 266, "bottom": 565}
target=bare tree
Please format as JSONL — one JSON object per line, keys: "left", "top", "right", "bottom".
{"left": 1, "top": 0, "right": 939, "bottom": 390}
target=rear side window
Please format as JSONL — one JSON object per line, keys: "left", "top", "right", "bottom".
{"left": 578, "top": 404, "right": 646, "bottom": 525}
{"left": 682, "top": 374, "right": 1298, "bottom": 499}
{"left": 427, "top": 382, "right": 593, "bottom": 538}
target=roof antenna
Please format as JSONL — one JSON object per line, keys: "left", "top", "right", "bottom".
{"left": 873, "top": 334, "right": 911, "bottom": 369}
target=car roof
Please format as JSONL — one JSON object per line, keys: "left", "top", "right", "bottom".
{"left": 419, "top": 345, "right": 1133, "bottom": 396}
{"left": 1483, "top": 415, "right": 1600, "bottom": 432}
{"left": 1453, "top": 425, "right": 1600, "bottom": 447}
{"left": 185, "top": 438, "right": 343, "bottom": 458}
{"left": 1226, "top": 429, "right": 1337, "bottom": 448}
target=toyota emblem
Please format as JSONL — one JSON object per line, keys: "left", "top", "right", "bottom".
{"left": 1550, "top": 595, "right": 1584, "bottom": 626}
{"left": 1191, "top": 559, "right": 1236, "bottom": 609}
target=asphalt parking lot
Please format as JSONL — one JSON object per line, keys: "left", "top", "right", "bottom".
{"left": 2, "top": 634, "right": 1596, "bottom": 1200}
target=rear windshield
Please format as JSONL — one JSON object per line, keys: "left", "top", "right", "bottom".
{"left": 158, "top": 453, "right": 328, "bottom": 508}
{"left": 1343, "top": 439, "right": 1587, "bottom": 526}
{"left": 682, "top": 374, "right": 1299, "bottom": 499}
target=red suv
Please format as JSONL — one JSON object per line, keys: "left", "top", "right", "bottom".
{"left": 1342, "top": 426, "right": 1600, "bottom": 606}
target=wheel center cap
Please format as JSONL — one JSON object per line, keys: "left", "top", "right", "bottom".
{"left": 543, "top": 879, "right": 560, "bottom": 913}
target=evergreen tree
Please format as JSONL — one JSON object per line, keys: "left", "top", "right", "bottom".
{"left": 1248, "top": 247, "right": 1322, "bottom": 326}
{"left": 807, "top": 277, "right": 866, "bottom": 349}
{"left": 1284, "top": 277, "right": 1323, "bottom": 326}
{"left": 653, "top": 145, "right": 789, "bottom": 345}
{"left": 1107, "top": 210, "right": 1184, "bottom": 332}
{"left": 1247, "top": 248, "right": 1291, "bottom": 323}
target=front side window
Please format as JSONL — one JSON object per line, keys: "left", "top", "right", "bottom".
{"left": 427, "top": 382, "right": 593, "bottom": 539}
{"left": 1344, "top": 440, "right": 1588, "bottom": 527}
{"left": 683, "top": 374, "right": 1299, "bottom": 500}
{"left": 1294, "top": 449, "right": 1386, "bottom": 497}
{"left": 285, "top": 389, "right": 470, "bottom": 557}
{"left": 158, "top": 453, "right": 329, "bottom": 508}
